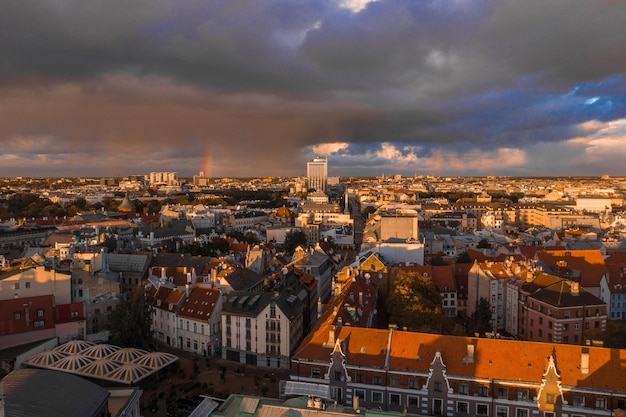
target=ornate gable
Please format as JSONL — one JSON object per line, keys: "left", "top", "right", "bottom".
{"left": 325, "top": 338, "right": 351, "bottom": 382}
{"left": 537, "top": 354, "right": 564, "bottom": 412}
{"left": 424, "top": 351, "right": 452, "bottom": 394}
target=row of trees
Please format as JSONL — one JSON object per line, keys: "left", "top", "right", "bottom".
{"left": 0, "top": 189, "right": 291, "bottom": 220}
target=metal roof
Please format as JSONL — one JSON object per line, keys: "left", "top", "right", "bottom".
{"left": 2, "top": 368, "right": 109, "bottom": 417}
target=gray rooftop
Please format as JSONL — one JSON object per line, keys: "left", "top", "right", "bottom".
{"left": 1, "top": 368, "right": 109, "bottom": 417}
{"left": 107, "top": 253, "right": 150, "bottom": 274}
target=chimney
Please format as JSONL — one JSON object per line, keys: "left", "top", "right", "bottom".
{"left": 580, "top": 350, "right": 589, "bottom": 375}
{"left": 185, "top": 283, "right": 192, "bottom": 297}
{"left": 464, "top": 344, "right": 475, "bottom": 364}
{"left": 187, "top": 272, "right": 192, "bottom": 284}
{"left": 358, "top": 292, "right": 364, "bottom": 305}
{"left": 317, "top": 297, "right": 323, "bottom": 319}
{"left": 326, "top": 327, "right": 336, "bottom": 346}
{"left": 282, "top": 267, "right": 288, "bottom": 288}
{"left": 571, "top": 281, "right": 579, "bottom": 296}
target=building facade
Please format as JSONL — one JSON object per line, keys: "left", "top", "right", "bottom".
{"left": 291, "top": 324, "right": 626, "bottom": 417}
{"left": 518, "top": 277, "right": 607, "bottom": 344}
{"left": 177, "top": 286, "right": 222, "bottom": 356}
{"left": 222, "top": 291, "right": 304, "bottom": 369}
{"left": 307, "top": 157, "right": 328, "bottom": 193}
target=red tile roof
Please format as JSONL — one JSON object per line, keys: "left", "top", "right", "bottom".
{"left": 153, "top": 286, "right": 186, "bottom": 312}
{"left": 178, "top": 287, "right": 221, "bottom": 321}
{"left": 537, "top": 249, "right": 607, "bottom": 287}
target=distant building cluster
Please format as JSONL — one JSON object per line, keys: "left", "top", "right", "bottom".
{"left": 149, "top": 171, "right": 178, "bottom": 186}
{"left": 3, "top": 167, "right": 626, "bottom": 416}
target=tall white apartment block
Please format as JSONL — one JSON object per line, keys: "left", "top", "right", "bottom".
{"left": 149, "top": 171, "right": 178, "bottom": 186}
{"left": 307, "top": 157, "right": 328, "bottom": 192}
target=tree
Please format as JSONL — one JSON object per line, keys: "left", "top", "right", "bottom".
{"left": 430, "top": 253, "right": 448, "bottom": 266}
{"left": 386, "top": 271, "right": 457, "bottom": 334}
{"left": 361, "top": 205, "right": 377, "bottom": 219}
{"left": 243, "top": 231, "right": 260, "bottom": 245}
{"left": 108, "top": 284, "right": 155, "bottom": 348}
{"left": 477, "top": 238, "right": 491, "bottom": 249}
{"left": 585, "top": 321, "right": 626, "bottom": 348}
{"left": 212, "top": 236, "right": 230, "bottom": 254}
{"left": 283, "top": 230, "right": 308, "bottom": 253}
{"left": 467, "top": 298, "right": 493, "bottom": 336}
{"left": 456, "top": 251, "right": 472, "bottom": 264}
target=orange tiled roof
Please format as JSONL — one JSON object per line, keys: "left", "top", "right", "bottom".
{"left": 478, "top": 261, "right": 513, "bottom": 279}
{"left": 152, "top": 266, "right": 195, "bottom": 286}
{"left": 431, "top": 265, "right": 456, "bottom": 291}
{"left": 537, "top": 249, "right": 607, "bottom": 287}
{"left": 387, "top": 331, "right": 626, "bottom": 390}
{"left": 294, "top": 324, "right": 626, "bottom": 392}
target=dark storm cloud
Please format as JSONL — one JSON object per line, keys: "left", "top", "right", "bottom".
{"left": 1, "top": 0, "right": 626, "bottom": 176}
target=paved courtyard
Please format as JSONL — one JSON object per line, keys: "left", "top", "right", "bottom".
{"left": 140, "top": 346, "right": 290, "bottom": 417}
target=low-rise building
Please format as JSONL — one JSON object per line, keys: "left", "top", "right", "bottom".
{"left": 291, "top": 322, "right": 626, "bottom": 417}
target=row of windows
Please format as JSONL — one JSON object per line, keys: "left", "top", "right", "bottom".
{"left": 13, "top": 282, "right": 32, "bottom": 290}
{"left": 353, "top": 391, "right": 599, "bottom": 417}
{"left": 349, "top": 376, "right": 567, "bottom": 403}
{"left": 14, "top": 308, "right": 46, "bottom": 320}
{"left": 529, "top": 303, "right": 603, "bottom": 318}
{"left": 178, "top": 320, "right": 219, "bottom": 334}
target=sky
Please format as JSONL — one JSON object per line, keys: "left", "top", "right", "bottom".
{"left": 1, "top": 0, "right": 626, "bottom": 179}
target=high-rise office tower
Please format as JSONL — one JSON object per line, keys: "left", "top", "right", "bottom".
{"left": 307, "top": 157, "right": 328, "bottom": 192}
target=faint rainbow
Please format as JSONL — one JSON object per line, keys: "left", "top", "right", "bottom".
{"left": 202, "top": 148, "right": 214, "bottom": 179}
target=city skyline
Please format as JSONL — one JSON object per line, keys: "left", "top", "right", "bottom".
{"left": 1, "top": 0, "right": 626, "bottom": 178}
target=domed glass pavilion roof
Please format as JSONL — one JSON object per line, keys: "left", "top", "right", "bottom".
{"left": 24, "top": 341, "right": 178, "bottom": 385}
